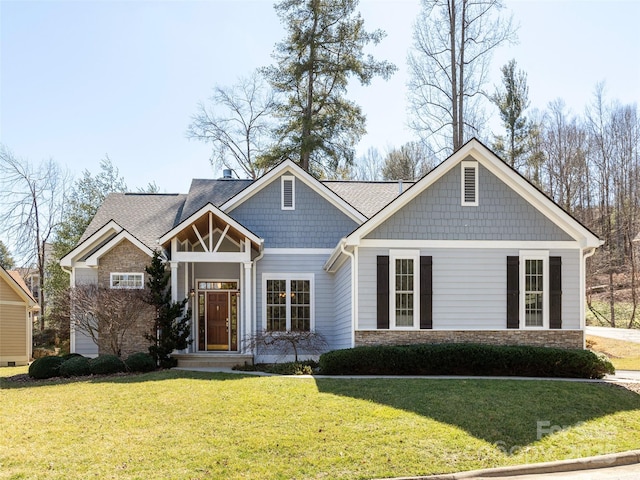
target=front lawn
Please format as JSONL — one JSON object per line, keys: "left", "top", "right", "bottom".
{"left": 1, "top": 367, "right": 639, "bottom": 479}
{"left": 587, "top": 335, "right": 640, "bottom": 371}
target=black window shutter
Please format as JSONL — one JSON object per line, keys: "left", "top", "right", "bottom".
{"left": 506, "top": 256, "right": 519, "bottom": 329}
{"left": 550, "top": 256, "right": 562, "bottom": 329}
{"left": 377, "top": 256, "right": 389, "bottom": 329}
{"left": 420, "top": 256, "right": 433, "bottom": 329}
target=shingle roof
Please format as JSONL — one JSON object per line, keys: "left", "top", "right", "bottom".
{"left": 6, "top": 269, "right": 38, "bottom": 305}
{"left": 80, "top": 193, "right": 187, "bottom": 248}
{"left": 179, "top": 179, "right": 252, "bottom": 222}
{"left": 77, "top": 178, "right": 411, "bottom": 252}
{"left": 323, "top": 181, "right": 413, "bottom": 218}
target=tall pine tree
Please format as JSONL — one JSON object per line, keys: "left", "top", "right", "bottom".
{"left": 491, "top": 59, "right": 531, "bottom": 168}
{"left": 262, "top": 0, "right": 396, "bottom": 175}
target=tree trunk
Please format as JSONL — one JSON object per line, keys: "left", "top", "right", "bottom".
{"left": 448, "top": 0, "right": 459, "bottom": 151}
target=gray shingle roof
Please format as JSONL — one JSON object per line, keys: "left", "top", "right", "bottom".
{"left": 179, "top": 179, "right": 252, "bottom": 222}
{"left": 80, "top": 193, "right": 187, "bottom": 248}
{"left": 323, "top": 181, "right": 413, "bottom": 218}
{"left": 77, "top": 178, "right": 411, "bottom": 252}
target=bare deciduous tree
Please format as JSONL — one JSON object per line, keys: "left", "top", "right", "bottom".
{"left": 381, "top": 141, "right": 435, "bottom": 181}
{"left": 0, "top": 146, "right": 70, "bottom": 328}
{"left": 352, "top": 147, "right": 384, "bottom": 181}
{"left": 245, "top": 330, "right": 327, "bottom": 363}
{"left": 408, "top": 0, "right": 515, "bottom": 155}
{"left": 71, "top": 284, "right": 151, "bottom": 357}
{"left": 188, "top": 71, "right": 276, "bottom": 180}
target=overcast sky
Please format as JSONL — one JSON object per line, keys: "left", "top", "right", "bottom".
{"left": 1, "top": 0, "right": 639, "bottom": 195}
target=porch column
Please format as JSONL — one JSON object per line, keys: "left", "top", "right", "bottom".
{"left": 170, "top": 261, "right": 178, "bottom": 303}
{"left": 243, "top": 261, "right": 253, "bottom": 354}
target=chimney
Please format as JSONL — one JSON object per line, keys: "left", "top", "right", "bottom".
{"left": 222, "top": 169, "right": 233, "bottom": 179}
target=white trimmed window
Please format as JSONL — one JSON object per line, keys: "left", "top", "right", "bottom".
{"left": 281, "top": 175, "right": 295, "bottom": 210}
{"left": 390, "top": 250, "right": 420, "bottom": 329}
{"left": 263, "top": 274, "right": 313, "bottom": 331}
{"left": 520, "top": 251, "right": 549, "bottom": 328}
{"left": 110, "top": 272, "right": 144, "bottom": 289}
{"left": 461, "top": 161, "right": 478, "bottom": 206}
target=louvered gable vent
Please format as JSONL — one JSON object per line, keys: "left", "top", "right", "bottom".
{"left": 281, "top": 175, "right": 295, "bottom": 210}
{"left": 461, "top": 161, "right": 478, "bottom": 206}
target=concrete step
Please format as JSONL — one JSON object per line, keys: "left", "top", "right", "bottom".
{"left": 173, "top": 353, "right": 253, "bottom": 369}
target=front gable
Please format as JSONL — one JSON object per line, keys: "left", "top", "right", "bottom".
{"left": 365, "top": 159, "right": 574, "bottom": 242}
{"left": 223, "top": 162, "right": 363, "bottom": 248}
{"left": 345, "top": 139, "right": 601, "bottom": 249}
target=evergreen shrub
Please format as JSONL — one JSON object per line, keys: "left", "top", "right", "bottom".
{"left": 319, "top": 343, "right": 615, "bottom": 379}
{"left": 28, "top": 356, "right": 64, "bottom": 379}
{"left": 125, "top": 352, "right": 156, "bottom": 372}
{"left": 59, "top": 356, "right": 91, "bottom": 377}
{"left": 89, "top": 355, "right": 126, "bottom": 375}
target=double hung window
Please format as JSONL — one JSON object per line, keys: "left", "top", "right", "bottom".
{"left": 390, "top": 250, "right": 420, "bottom": 329}
{"left": 264, "top": 275, "right": 313, "bottom": 331}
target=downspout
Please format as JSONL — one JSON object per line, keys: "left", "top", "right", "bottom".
{"left": 582, "top": 247, "right": 597, "bottom": 349}
{"left": 340, "top": 240, "right": 356, "bottom": 348}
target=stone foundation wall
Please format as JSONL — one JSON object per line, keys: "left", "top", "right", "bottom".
{"left": 355, "top": 329, "right": 584, "bottom": 350}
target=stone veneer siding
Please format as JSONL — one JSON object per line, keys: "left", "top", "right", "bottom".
{"left": 96, "top": 239, "right": 155, "bottom": 358}
{"left": 355, "top": 330, "right": 584, "bottom": 350}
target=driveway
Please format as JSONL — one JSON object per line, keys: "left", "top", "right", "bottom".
{"left": 585, "top": 326, "right": 640, "bottom": 344}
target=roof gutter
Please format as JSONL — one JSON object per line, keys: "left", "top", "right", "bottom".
{"left": 324, "top": 238, "right": 347, "bottom": 273}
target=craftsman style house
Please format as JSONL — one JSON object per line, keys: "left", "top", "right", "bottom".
{"left": 61, "top": 139, "right": 601, "bottom": 365}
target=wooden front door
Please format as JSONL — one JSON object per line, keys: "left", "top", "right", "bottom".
{"left": 207, "top": 292, "right": 229, "bottom": 350}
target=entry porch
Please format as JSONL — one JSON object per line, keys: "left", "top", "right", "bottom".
{"left": 157, "top": 203, "right": 264, "bottom": 363}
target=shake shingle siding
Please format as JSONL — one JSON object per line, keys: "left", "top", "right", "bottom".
{"left": 229, "top": 175, "right": 359, "bottom": 248}
{"left": 365, "top": 163, "right": 574, "bottom": 241}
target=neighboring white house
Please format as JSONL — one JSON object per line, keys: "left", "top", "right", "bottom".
{"left": 61, "top": 139, "right": 602, "bottom": 365}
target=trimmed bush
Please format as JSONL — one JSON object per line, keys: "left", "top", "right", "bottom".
{"left": 319, "top": 343, "right": 615, "bottom": 379}
{"left": 159, "top": 357, "right": 178, "bottom": 369}
{"left": 28, "top": 356, "right": 64, "bottom": 379}
{"left": 59, "top": 356, "right": 91, "bottom": 377}
{"left": 125, "top": 352, "right": 156, "bottom": 373}
{"left": 89, "top": 355, "right": 126, "bottom": 375}
{"left": 61, "top": 353, "right": 84, "bottom": 361}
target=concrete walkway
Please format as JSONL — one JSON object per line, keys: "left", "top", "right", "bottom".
{"left": 586, "top": 326, "right": 640, "bottom": 344}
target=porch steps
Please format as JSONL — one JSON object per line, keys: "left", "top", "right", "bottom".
{"left": 173, "top": 353, "right": 253, "bottom": 369}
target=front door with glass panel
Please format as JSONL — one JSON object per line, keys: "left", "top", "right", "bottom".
{"left": 197, "top": 281, "right": 239, "bottom": 351}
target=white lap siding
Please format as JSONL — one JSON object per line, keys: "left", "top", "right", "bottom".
{"left": 255, "top": 253, "right": 349, "bottom": 351}
{"left": 357, "top": 247, "right": 581, "bottom": 330}
{"left": 332, "top": 260, "right": 353, "bottom": 350}
{"left": 72, "top": 267, "right": 99, "bottom": 357}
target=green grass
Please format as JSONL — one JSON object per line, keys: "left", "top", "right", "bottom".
{"left": 587, "top": 335, "right": 640, "bottom": 371}
{"left": 1, "top": 367, "right": 639, "bottom": 479}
